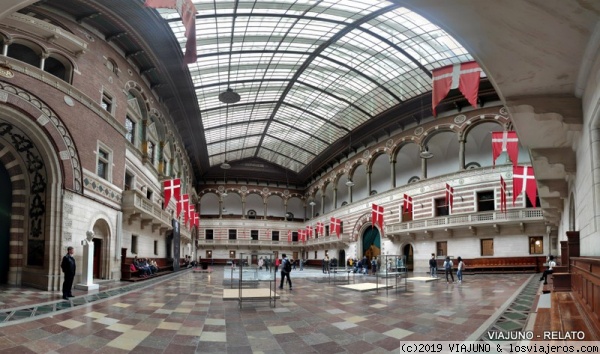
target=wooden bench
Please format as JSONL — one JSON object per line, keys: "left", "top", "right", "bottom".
{"left": 121, "top": 257, "right": 175, "bottom": 281}
{"left": 436, "top": 256, "right": 545, "bottom": 274}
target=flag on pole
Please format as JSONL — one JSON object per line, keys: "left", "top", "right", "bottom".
{"left": 492, "top": 131, "right": 519, "bottom": 167}
{"left": 513, "top": 166, "right": 537, "bottom": 207}
{"left": 306, "top": 225, "right": 313, "bottom": 239}
{"left": 500, "top": 176, "right": 507, "bottom": 213}
{"left": 432, "top": 61, "right": 481, "bottom": 115}
{"left": 372, "top": 203, "right": 384, "bottom": 230}
{"left": 403, "top": 194, "right": 413, "bottom": 214}
{"left": 445, "top": 183, "right": 454, "bottom": 212}
{"left": 287, "top": 229, "right": 292, "bottom": 243}
{"left": 163, "top": 178, "right": 181, "bottom": 209}
{"left": 192, "top": 212, "right": 199, "bottom": 228}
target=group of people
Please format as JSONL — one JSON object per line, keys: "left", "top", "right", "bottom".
{"left": 429, "top": 254, "right": 465, "bottom": 283}
{"left": 130, "top": 256, "right": 159, "bottom": 277}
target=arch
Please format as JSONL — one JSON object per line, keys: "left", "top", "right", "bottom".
{"left": 402, "top": 243, "right": 414, "bottom": 271}
{"left": 199, "top": 192, "right": 220, "bottom": 216}
{"left": 422, "top": 129, "right": 459, "bottom": 179}
{"left": 361, "top": 226, "right": 381, "bottom": 263}
{"left": 6, "top": 39, "right": 44, "bottom": 67}
{"left": 394, "top": 142, "right": 420, "bottom": 187}
{"left": 0, "top": 156, "right": 12, "bottom": 284}
{"left": 370, "top": 152, "right": 390, "bottom": 195}
{"left": 0, "top": 107, "right": 63, "bottom": 290}
{"left": 90, "top": 217, "right": 112, "bottom": 280}
{"left": 286, "top": 196, "right": 304, "bottom": 221}
{"left": 323, "top": 180, "right": 334, "bottom": 213}
{"left": 266, "top": 194, "right": 284, "bottom": 218}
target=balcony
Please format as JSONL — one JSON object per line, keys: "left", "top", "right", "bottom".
{"left": 4, "top": 13, "right": 88, "bottom": 56}
{"left": 198, "top": 235, "right": 348, "bottom": 249}
{"left": 386, "top": 208, "right": 544, "bottom": 239}
{"left": 122, "top": 190, "right": 172, "bottom": 235}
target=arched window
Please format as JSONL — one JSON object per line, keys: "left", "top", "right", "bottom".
{"left": 44, "top": 54, "right": 72, "bottom": 82}
{"left": 7, "top": 42, "right": 40, "bottom": 67}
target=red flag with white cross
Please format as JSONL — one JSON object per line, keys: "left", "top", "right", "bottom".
{"left": 432, "top": 61, "right": 481, "bottom": 115}
{"left": 445, "top": 183, "right": 454, "bottom": 213}
{"left": 513, "top": 166, "right": 537, "bottom": 207}
{"left": 372, "top": 203, "right": 384, "bottom": 230}
{"left": 492, "top": 131, "right": 519, "bottom": 167}
{"left": 163, "top": 178, "right": 181, "bottom": 210}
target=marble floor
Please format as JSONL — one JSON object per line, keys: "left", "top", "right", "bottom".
{"left": 0, "top": 268, "right": 535, "bottom": 353}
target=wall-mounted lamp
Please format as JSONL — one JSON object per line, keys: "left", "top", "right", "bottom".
{"left": 420, "top": 203, "right": 424, "bottom": 208}
{"left": 460, "top": 196, "right": 464, "bottom": 202}
{"left": 309, "top": 201, "right": 316, "bottom": 206}
{"left": 345, "top": 179, "right": 355, "bottom": 187}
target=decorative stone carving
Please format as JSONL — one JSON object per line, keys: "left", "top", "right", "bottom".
{"left": 414, "top": 127, "right": 424, "bottom": 135}
{"left": 454, "top": 114, "right": 467, "bottom": 124}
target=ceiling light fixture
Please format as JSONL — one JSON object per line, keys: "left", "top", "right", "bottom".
{"left": 218, "top": 87, "right": 240, "bottom": 104}
{"left": 345, "top": 179, "right": 355, "bottom": 187}
{"left": 309, "top": 201, "right": 316, "bottom": 206}
{"left": 419, "top": 146, "right": 434, "bottom": 159}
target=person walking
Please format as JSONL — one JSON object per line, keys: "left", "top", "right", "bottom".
{"left": 61, "top": 246, "right": 76, "bottom": 300}
{"left": 443, "top": 256, "right": 455, "bottom": 283}
{"left": 279, "top": 254, "right": 292, "bottom": 290}
{"left": 429, "top": 253, "right": 437, "bottom": 278}
{"left": 456, "top": 256, "right": 465, "bottom": 283}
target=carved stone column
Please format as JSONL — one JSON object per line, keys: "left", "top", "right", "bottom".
{"left": 75, "top": 231, "right": 99, "bottom": 291}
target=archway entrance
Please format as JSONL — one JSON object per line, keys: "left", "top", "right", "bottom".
{"left": 0, "top": 162, "right": 11, "bottom": 284}
{"left": 403, "top": 244, "right": 414, "bottom": 271}
{"left": 338, "top": 249, "right": 345, "bottom": 267}
{"left": 362, "top": 226, "right": 381, "bottom": 264}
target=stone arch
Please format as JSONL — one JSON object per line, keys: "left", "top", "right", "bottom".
{"left": 90, "top": 217, "right": 112, "bottom": 280}
{"left": 0, "top": 104, "right": 64, "bottom": 290}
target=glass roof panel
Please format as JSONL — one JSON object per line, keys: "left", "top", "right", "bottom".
{"left": 158, "top": 1, "right": 475, "bottom": 171}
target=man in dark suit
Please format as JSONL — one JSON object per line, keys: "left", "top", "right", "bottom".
{"left": 61, "top": 246, "right": 76, "bottom": 300}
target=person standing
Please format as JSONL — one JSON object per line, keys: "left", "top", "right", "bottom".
{"left": 456, "top": 256, "right": 465, "bottom": 283}
{"left": 429, "top": 254, "right": 437, "bottom": 278}
{"left": 61, "top": 246, "right": 76, "bottom": 300}
{"left": 443, "top": 256, "right": 454, "bottom": 283}
{"left": 279, "top": 253, "right": 292, "bottom": 290}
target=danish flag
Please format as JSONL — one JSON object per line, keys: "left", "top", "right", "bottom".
{"left": 500, "top": 176, "right": 507, "bottom": 213}
{"left": 178, "top": 194, "right": 189, "bottom": 223}
{"left": 163, "top": 178, "right": 181, "bottom": 210}
{"left": 403, "top": 194, "right": 413, "bottom": 214}
{"left": 513, "top": 165, "right": 537, "bottom": 207}
{"left": 298, "top": 229, "right": 306, "bottom": 243}
{"left": 287, "top": 230, "right": 292, "bottom": 243}
{"left": 330, "top": 217, "right": 341, "bottom": 238}
{"left": 492, "top": 131, "right": 519, "bottom": 167}
{"left": 187, "top": 204, "right": 195, "bottom": 227}
{"left": 372, "top": 203, "right": 384, "bottom": 230}
{"left": 316, "top": 222, "right": 324, "bottom": 236}
{"left": 192, "top": 212, "right": 199, "bottom": 229}
{"left": 306, "top": 225, "right": 313, "bottom": 239}
{"left": 445, "top": 184, "right": 454, "bottom": 212}
{"left": 432, "top": 61, "right": 481, "bottom": 115}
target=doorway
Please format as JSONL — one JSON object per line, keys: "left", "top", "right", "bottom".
{"left": 338, "top": 250, "right": 346, "bottom": 267}
{"left": 0, "top": 162, "right": 11, "bottom": 284}
{"left": 93, "top": 238, "right": 102, "bottom": 279}
{"left": 403, "top": 244, "right": 414, "bottom": 271}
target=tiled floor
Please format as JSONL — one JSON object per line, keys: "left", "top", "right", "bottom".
{"left": 0, "top": 268, "right": 534, "bottom": 353}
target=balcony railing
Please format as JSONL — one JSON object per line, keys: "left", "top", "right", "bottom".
{"left": 198, "top": 235, "right": 348, "bottom": 247}
{"left": 122, "top": 190, "right": 172, "bottom": 231}
{"left": 386, "top": 208, "right": 544, "bottom": 234}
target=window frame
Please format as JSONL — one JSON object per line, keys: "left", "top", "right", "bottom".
{"left": 101, "top": 90, "right": 114, "bottom": 114}
{"left": 131, "top": 235, "right": 138, "bottom": 254}
{"left": 125, "top": 115, "right": 136, "bottom": 145}
{"left": 271, "top": 230, "right": 279, "bottom": 241}
{"left": 436, "top": 241, "right": 447, "bottom": 257}
{"left": 529, "top": 236, "right": 544, "bottom": 254}
{"left": 477, "top": 190, "right": 495, "bottom": 212}
{"left": 96, "top": 142, "right": 113, "bottom": 181}
{"left": 205, "top": 229, "right": 214, "bottom": 240}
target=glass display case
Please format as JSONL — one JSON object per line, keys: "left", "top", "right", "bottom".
{"left": 375, "top": 254, "right": 408, "bottom": 293}
{"left": 236, "top": 252, "right": 277, "bottom": 308}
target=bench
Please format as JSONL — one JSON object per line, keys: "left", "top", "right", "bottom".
{"left": 436, "top": 256, "right": 545, "bottom": 274}
{"left": 121, "top": 257, "right": 176, "bottom": 281}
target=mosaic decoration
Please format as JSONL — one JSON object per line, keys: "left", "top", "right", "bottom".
{"left": 0, "top": 83, "right": 82, "bottom": 192}
{"left": 0, "top": 121, "right": 46, "bottom": 266}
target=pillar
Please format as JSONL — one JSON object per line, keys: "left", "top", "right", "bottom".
{"left": 75, "top": 231, "right": 99, "bottom": 291}
{"left": 458, "top": 138, "right": 466, "bottom": 170}
{"left": 333, "top": 188, "right": 338, "bottom": 209}
{"left": 390, "top": 159, "right": 396, "bottom": 189}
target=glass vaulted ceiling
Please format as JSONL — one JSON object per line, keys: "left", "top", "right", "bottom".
{"left": 159, "top": 0, "right": 472, "bottom": 172}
